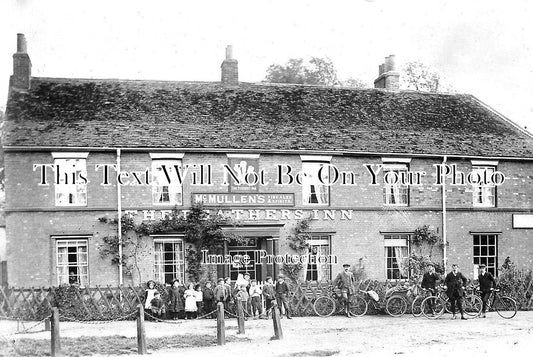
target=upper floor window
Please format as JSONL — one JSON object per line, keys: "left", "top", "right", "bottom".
{"left": 383, "top": 163, "right": 409, "bottom": 206}
{"left": 471, "top": 161, "right": 497, "bottom": 207}
{"left": 151, "top": 154, "right": 184, "bottom": 206}
{"left": 52, "top": 153, "right": 88, "bottom": 206}
{"left": 301, "top": 156, "right": 331, "bottom": 206}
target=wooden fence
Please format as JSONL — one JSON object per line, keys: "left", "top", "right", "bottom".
{"left": 2, "top": 277, "right": 532, "bottom": 320}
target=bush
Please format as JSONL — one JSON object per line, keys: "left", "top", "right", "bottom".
{"left": 497, "top": 257, "right": 532, "bottom": 310}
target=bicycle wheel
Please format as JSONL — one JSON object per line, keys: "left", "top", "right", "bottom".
{"left": 385, "top": 295, "right": 407, "bottom": 317}
{"left": 494, "top": 296, "right": 517, "bottom": 319}
{"left": 421, "top": 296, "right": 445, "bottom": 319}
{"left": 463, "top": 294, "right": 482, "bottom": 317}
{"left": 313, "top": 296, "right": 336, "bottom": 317}
{"left": 411, "top": 296, "right": 424, "bottom": 317}
{"left": 348, "top": 296, "right": 368, "bottom": 317}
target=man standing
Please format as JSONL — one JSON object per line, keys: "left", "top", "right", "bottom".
{"left": 333, "top": 263, "right": 356, "bottom": 317}
{"left": 444, "top": 264, "right": 468, "bottom": 320}
{"left": 275, "top": 275, "right": 292, "bottom": 319}
{"left": 478, "top": 264, "right": 496, "bottom": 318}
{"left": 421, "top": 264, "right": 440, "bottom": 313}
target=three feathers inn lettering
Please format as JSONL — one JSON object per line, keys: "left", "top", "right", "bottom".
{"left": 33, "top": 163, "right": 507, "bottom": 187}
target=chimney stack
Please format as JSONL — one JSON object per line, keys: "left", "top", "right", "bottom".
{"left": 221, "top": 45, "right": 238, "bottom": 85}
{"left": 374, "top": 55, "right": 399, "bottom": 90}
{"left": 11, "top": 33, "right": 32, "bottom": 91}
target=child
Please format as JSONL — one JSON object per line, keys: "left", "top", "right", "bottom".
{"left": 150, "top": 291, "right": 165, "bottom": 321}
{"left": 235, "top": 285, "right": 249, "bottom": 320}
{"left": 214, "top": 278, "right": 227, "bottom": 305}
{"left": 248, "top": 279, "right": 263, "bottom": 319}
{"left": 262, "top": 276, "right": 276, "bottom": 318}
{"left": 203, "top": 281, "right": 215, "bottom": 318}
{"left": 223, "top": 277, "right": 233, "bottom": 313}
{"left": 169, "top": 279, "right": 185, "bottom": 320}
{"left": 194, "top": 284, "right": 204, "bottom": 318}
{"left": 144, "top": 280, "right": 157, "bottom": 310}
{"left": 184, "top": 283, "right": 197, "bottom": 320}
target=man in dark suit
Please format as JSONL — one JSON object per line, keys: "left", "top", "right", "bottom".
{"left": 478, "top": 264, "right": 496, "bottom": 318}
{"left": 444, "top": 264, "right": 468, "bottom": 320}
{"left": 333, "top": 263, "right": 356, "bottom": 317}
{"left": 421, "top": 264, "right": 440, "bottom": 313}
{"left": 275, "top": 275, "right": 292, "bottom": 319}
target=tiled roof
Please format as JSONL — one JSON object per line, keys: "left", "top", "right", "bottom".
{"left": 4, "top": 77, "right": 533, "bottom": 157}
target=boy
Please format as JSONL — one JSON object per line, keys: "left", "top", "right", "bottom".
{"left": 214, "top": 278, "right": 227, "bottom": 304}
{"left": 275, "top": 275, "right": 292, "bottom": 319}
{"left": 203, "top": 281, "right": 215, "bottom": 318}
{"left": 150, "top": 291, "right": 166, "bottom": 321}
{"left": 262, "top": 276, "right": 276, "bottom": 318}
{"left": 248, "top": 279, "right": 263, "bottom": 319}
{"left": 235, "top": 285, "right": 250, "bottom": 321}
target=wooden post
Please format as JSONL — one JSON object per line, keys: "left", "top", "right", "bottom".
{"left": 236, "top": 299, "right": 245, "bottom": 334}
{"left": 217, "top": 302, "right": 225, "bottom": 345}
{"left": 271, "top": 301, "right": 283, "bottom": 340}
{"left": 137, "top": 304, "right": 147, "bottom": 355}
{"left": 51, "top": 307, "right": 61, "bottom": 357}
{"left": 44, "top": 317, "right": 51, "bottom": 331}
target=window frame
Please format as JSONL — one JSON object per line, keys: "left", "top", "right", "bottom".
{"left": 300, "top": 156, "right": 331, "bottom": 206}
{"left": 383, "top": 233, "right": 411, "bottom": 281}
{"left": 472, "top": 233, "right": 498, "bottom": 277}
{"left": 382, "top": 163, "right": 409, "bottom": 207}
{"left": 471, "top": 165, "right": 497, "bottom": 208}
{"left": 153, "top": 237, "right": 186, "bottom": 284}
{"left": 55, "top": 237, "right": 90, "bottom": 286}
{"left": 304, "top": 234, "right": 332, "bottom": 282}
{"left": 52, "top": 153, "right": 88, "bottom": 207}
{"left": 151, "top": 158, "right": 184, "bottom": 206}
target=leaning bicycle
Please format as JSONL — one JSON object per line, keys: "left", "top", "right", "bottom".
{"left": 313, "top": 286, "right": 367, "bottom": 317}
{"left": 475, "top": 287, "right": 517, "bottom": 319}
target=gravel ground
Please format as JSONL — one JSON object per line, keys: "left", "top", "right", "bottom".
{"left": 1, "top": 311, "right": 532, "bottom": 356}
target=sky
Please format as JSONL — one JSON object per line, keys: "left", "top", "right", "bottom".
{"left": 1, "top": 0, "right": 532, "bottom": 132}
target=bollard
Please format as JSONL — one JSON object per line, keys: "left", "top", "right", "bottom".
{"left": 271, "top": 301, "right": 283, "bottom": 340}
{"left": 51, "top": 307, "right": 61, "bottom": 357}
{"left": 44, "top": 317, "right": 51, "bottom": 331}
{"left": 236, "top": 300, "right": 245, "bottom": 334}
{"left": 137, "top": 304, "right": 147, "bottom": 355}
{"left": 216, "top": 302, "right": 225, "bottom": 345}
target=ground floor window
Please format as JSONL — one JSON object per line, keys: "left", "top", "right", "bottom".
{"left": 56, "top": 238, "right": 89, "bottom": 286}
{"left": 384, "top": 234, "right": 410, "bottom": 280}
{"left": 304, "top": 235, "right": 331, "bottom": 281}
{"left": 154, "top": 238, "right": 185, "bottom": 285}
{"left": 473, "top": 234, "right": 498, "bottom": 276}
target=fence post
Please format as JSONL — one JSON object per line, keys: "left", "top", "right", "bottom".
{"left": 137, "top": 304, "right": 147, "bottom": 355}
{"left": 271, "top": 301, "right": 283, "bottom": 340}
{"left": 51, "top": 307, "right": 61, "bottom": 357}
{"left": 217, "top": 302, "right": 225, "bottom": 345}
{"left": 236, "top": 299, "right": 245, "bottom": 334}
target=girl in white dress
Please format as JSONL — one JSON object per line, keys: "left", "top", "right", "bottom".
{"left": 184, "top": 283, "right": 197, "bottom": 319}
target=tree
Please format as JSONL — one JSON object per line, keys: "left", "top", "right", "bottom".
{"left": 265, "top": 57, "right": 340, "bottom": 86}
{"left": 401, "top": 61, "right": 441, "bottom": 92}
{"left": 341, "top": 77, "right": 369, "bottom": 89}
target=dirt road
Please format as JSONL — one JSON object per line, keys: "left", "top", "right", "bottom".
{"left": 1, "top": 312, "right": 532, "bottom": 356}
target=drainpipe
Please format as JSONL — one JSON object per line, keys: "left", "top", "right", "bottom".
{"left": 117, "top": 148, "right": 123, "bottom": 286}
{"left": 441, "top": 155, "right": 448, "bottom": 272}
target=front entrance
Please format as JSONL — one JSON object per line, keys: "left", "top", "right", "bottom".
{"left": 228, "top": 237, "right": 262, "bottom": 281}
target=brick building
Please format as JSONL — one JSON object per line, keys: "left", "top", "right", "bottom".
{"left": 3, "top": 34, "right": 533, "bottom": 287}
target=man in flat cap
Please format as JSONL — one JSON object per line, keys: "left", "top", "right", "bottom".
{"left": 478, "top": 264, "right": 496, "bottom": 318}
{"left": 333, "top": 263, "right": 356, "bottom": 317}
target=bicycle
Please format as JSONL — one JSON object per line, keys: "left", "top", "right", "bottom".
{"left": 357, "top": 286, "right": 408, "bottom": 317}
{"left": 411, "top": 287, "right": 436, "bottom": 317}
{"left": 475, "top": 287, "right": 517, "bottom": 319}
{"left": 421, "top": 285, "right": 482, "bottom": 319}
{"left": 313, "top": 286, "right": 367, "bottom": 317}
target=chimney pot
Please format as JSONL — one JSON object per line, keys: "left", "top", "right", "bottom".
{"left": 17, "top": 33, "right": 27, "bottom": 53}
{"left": 225, "top": 45, "right": 233, "bottom": 60}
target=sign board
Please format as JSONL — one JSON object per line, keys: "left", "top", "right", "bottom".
{"left": 192, "top": 193, "right": 295, "bottom": 206}
{"left": 512, "top": 214, "right": 533, "bottom": 228}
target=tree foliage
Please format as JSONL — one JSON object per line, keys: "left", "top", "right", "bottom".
{"left": 265, "top": 57, "right": 340, "bottom": 86}
{"left": 401, "top": 61, "right": 441, "bottom": 92}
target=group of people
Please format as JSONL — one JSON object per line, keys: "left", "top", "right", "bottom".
{"left": 421, "top": 263, "right": 496, "bottom": 319}
{"left": 143, "top": 273, "right": 293, "bottom": 321}
{"left": 332, "top": 262, "right": 497, "bottom": 319}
